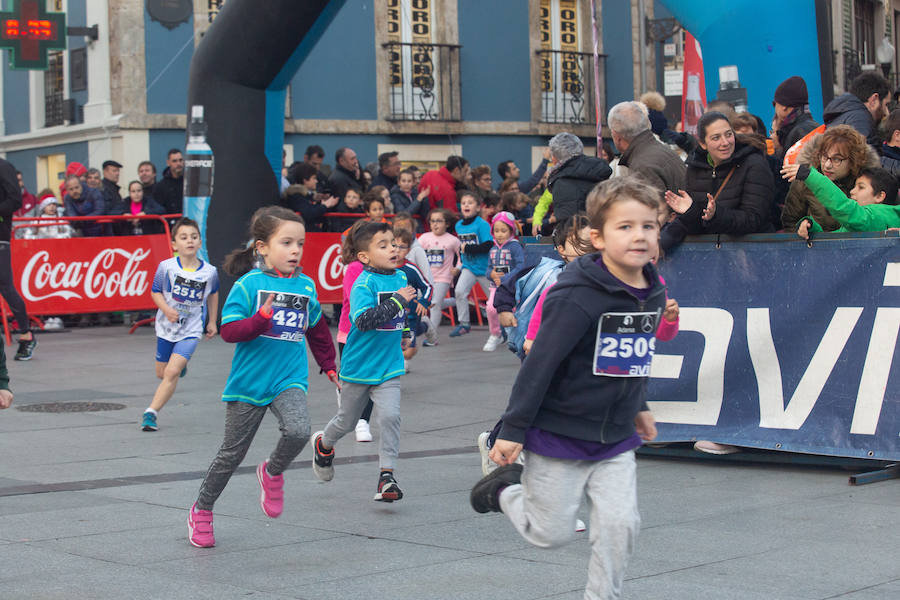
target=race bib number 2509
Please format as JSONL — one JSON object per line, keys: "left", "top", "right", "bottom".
{"left": 593, "top": 311, "right": 659, "bottom": 377}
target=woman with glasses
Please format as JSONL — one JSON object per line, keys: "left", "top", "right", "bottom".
{"left": 470, "top": 165, "right": 494, "bottom": 201}
{"left": 781, "top": 124, "right": 878, "bottom": 233}
{"left": 662, "top": 111, "right": 775, "bottom": 250}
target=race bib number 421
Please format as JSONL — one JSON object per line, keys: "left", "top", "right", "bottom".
{"left": 593, "top": 311, "right": 659, "bottom": 377}
{"left": 257, "top": 290, "right": 310, "bottom": 342}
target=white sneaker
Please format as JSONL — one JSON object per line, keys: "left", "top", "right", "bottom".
{"left": 482, "top": 335, "right": 502, "bottom": 352}
{"left": 355, "top": 419, "right": 373, "bottom": 442}
{"left": 575, "top": 519, "right": 586, "bottom": 532}
{"left": 424, "top": 318, "right": 437, "bottom": 344}
{"left": 477, "top": 431, "right": 496, "bottom": 476}
{"left": 693, "top": 440, "right": 740, "bottom": 455}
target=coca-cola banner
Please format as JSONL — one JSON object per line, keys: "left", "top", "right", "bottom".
{"left": 301, "top": 233, "right": 344, "bottom": 304}
{"left": 12, "top": 236, "right": 173, "bottom": 314}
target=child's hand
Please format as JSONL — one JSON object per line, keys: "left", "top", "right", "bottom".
{"left": 396, "top": 286, "right": 417, "bottom": 302}
{"left": 663, "top": 298, "right": 679, "bottom": 323}
{"left": 498, "top": 312, "right": 517, "bottom": 327}
{"left": 523, "top": 338, "right": 533, "bottom": 355}
{"left": 326, "top": 370, "right": 342, "bottom": 391}
{"left": 417, "top": 186, "right": 431, "bottom": 201}
{"left": 797, "top": 220, "right": 811, "bottom": 240}
{"left": 260, "top": 293, "right": 275, "bottom": 317}
{"left": 451, "top": 267, "right": 461, "bottom": 278}
{"left": 664, "top": 190, "right": 693, "bottom": 214}
{"left": 634, "top": 411, "right": 657, "bottom": 442}
{"left": 401, "top": 336, "right": 411, "bottom": 350}
{"left": 414, "top": 302, "right": 427, "bottom": 317}
{"left": 781, "top": 163, "right": 801, "bottom": 182}
{"left": 0, "top": 389, "right": 13, "bottom": 409}
{"left": 205, "top": 322, "right": 218, "bottom": 339}
{"left": 490, "top": 270, "right": 503, "bottom": 286}
{"left": 163, "top": 307, "right": 179, "bottom": 323}
{"left": 489, "top": 439, "right": 523, "bottom": 466}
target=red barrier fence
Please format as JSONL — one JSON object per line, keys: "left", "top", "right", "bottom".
{"left": 11, "top": 215, "right": 175, "bottom": 315}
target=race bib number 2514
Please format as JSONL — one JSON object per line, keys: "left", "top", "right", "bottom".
{"left": 593, "top": 311, "right": 659, "bottom": 377}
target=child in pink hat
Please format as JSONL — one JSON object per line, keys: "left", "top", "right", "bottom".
{"left": 483, "top": 211, "right": 524, "bottom": 351}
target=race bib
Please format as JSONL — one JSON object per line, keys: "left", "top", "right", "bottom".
{"left": 172, "top": 275, "right": 206, "bottom": 305}
{"left": 257, "top": 290, "right": 309, "bottom": 342}
{"left": 458, "top": 232, "right": 477, "bottom": 247}
{"left": 376, "top": 291, "right": 406, "bottom": 332}
{"left": 426, "top": 248, "right": 444, "bottom": 266}
{"left": 593, "top": 311, "right": 659, "bottom": 377}
{"left": 494, "top": 265, "right": 511, "bottom": 274}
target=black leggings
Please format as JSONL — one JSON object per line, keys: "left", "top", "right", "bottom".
{"left": 0, "top": 243, "right": 29, "bottom": 333}
{"left": 337, "top": 341, "right": 374, "bottom": 422}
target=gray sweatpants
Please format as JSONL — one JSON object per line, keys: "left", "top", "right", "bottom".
{"left": 454, "top": 268, "right": 491, "bottom": 325}
{"left": 196, "top": 388, "right": 310, "bottom": 510}
{"left": 323, "top": 378, "right": 401, "bottom": 470}
{"left": 499, "top": 450, "right": 640, "bottom": 600}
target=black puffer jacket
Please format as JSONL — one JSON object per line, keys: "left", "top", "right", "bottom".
{"left": 547, "top": 154, "right": 612, "bottom": 223}
{"left": 823, "top": 93, "right": 878, "bottom": 147}
{"left": 661, "top": 139, "right": 774, "bottom": 250}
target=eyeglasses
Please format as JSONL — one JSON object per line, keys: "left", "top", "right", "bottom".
{"left": 821, "top": 154, "right": 847, "bottom": 167}
{"left": 429, "top": 218, "right": 445, "bottom": 223}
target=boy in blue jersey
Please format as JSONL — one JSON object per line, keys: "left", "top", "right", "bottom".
{"left": 450, "top": 191, "right": 493, "bottom": 337}
{"left": 312, "top": 222, "right": 416, "bottom": 502}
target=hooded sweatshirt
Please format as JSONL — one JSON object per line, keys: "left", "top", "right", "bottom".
{"left": 498, "top": 252, "right": 666, "bottom": 446}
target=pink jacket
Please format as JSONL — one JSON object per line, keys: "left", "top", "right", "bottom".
{"left": 337, "top": 260, "right": 364, "bottom": 344}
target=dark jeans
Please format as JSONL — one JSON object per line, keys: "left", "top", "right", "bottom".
{"left": 0, "top": 242, "right": 29, "bottom": 333}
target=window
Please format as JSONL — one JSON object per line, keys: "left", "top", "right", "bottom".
{"left": 855, "top": 0, "right": 876, "bottom": 65}
{"left": 44, "top": 50, "right": 64, "bottom": 127}
{"left": 383, "top": 0, "right": 460, "bottom": 121}
{"left": 536, "top": 0, "right": 599, "bottom": 124}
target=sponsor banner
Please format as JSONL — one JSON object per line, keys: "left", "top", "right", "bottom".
{"left": 12, "top": 235, "right": 173, "bottom": 314}
{"left": 524, "top": 235, "right": 900, "bottom": 461}
{"left": 301, "top": 233, "right": 343, "bottom": 304}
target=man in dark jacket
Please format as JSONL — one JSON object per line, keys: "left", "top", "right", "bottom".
{"left": 823, "top": 71, "right": 891, "bottom": 149}
{"left": 154, "top": 149, "right": 185, "bottom": 215}
{"left": 547, "top": 132, "right": 612, "bottom": 224}
{"left": 880, "top": 108, "right": 900, "bottom": 183}
{"left": 63, "top": 175, "right": 105, "bottom": 237}
{"left": 771, "top": 76, "right": 820, "bottom": 157}
{"left": 608, "top": 101, "right": 685, "bottom": 195}
{"left": 371, "top": 151, "right": 402, "bottom": 190}
{"left": 326, "top": 147, "right": 366, "bottom": 199}
{"left": 0, "top": 158, "right": 37, "bottom": 360}
{"left": 137, "top": 160, "right": 157, "bottom": 203}
{"left": 101, "top": 160, "right": 126, "bottom": 215}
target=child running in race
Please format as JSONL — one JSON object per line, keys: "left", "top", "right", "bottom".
{"left": 312, "top": 221, "right": 416, "bottom": 502}
{"left": 482, "top": 211, "right": 525, "bottom": 352}
{"left": 470, "top": 176, "right": 668, "bottom": 600}
{"left": 450, "top": 192, "right": 493, "bottom": 337}
{"left": 394, "top": 227, "right": 433, "bottom": 368}
{"left": 417, "top": 208, "right": 460, "bottom": 340}
{"left": 188, "top": 206, "right": 339, "bottom": 548}
{"left": 142, "top": 217, "right": 219, "bottom": 432}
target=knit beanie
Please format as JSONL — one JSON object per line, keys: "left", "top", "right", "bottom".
{"left": 773, "top": 76, "right": 808, "bottom": 107}
{"left": 491, "top": 211, "right": 517, "bottom": 237}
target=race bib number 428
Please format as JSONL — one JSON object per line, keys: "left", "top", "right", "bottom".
{"left": 593, "top": 311, "right": 659, "bottom": 377}
{"left": 257, "top": 290, "right": 310, "bottom": 342}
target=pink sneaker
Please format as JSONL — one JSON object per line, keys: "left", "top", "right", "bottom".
{"left": 256, "top": 460, "right": 284, "bottom": 518}
{"left": 188, "top": 502, "right": 215, "bottom": 547}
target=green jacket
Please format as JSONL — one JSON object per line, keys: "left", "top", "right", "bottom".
{"left": 800, "top": 167, "right": 900, "bottom": 233}
{"left": 531, "top": 188, "right": 553, "bottom": 232}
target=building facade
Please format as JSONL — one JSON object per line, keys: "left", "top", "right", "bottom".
{"left": 1, "top": 0, "right": 665, "bottom": 195}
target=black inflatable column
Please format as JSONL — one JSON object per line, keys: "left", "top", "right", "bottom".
{"left": 186, "top": 0, "right": 344, "bottom": 281}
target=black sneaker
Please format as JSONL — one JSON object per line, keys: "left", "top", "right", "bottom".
{"left": 14, "top": 337, "right": 37, "bottom": 361}
{"left": 374, "top": 472, "right": 403, "bottom": 502}
{"left": 310, "top": 431, "right": 334, "bottom": 481}
{"left": 470, "top": 463, "right": 523, "bottom": 513}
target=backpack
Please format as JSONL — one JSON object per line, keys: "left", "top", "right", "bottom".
{"left": 506, "top": 256, "right": 564, "bottom": 359}
{"left": 783, "top": 124, "right": 826, "bottom": 167}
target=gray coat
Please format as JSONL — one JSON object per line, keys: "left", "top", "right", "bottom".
{"left": 617, "top": 129, "right": 686, "bottom": 194}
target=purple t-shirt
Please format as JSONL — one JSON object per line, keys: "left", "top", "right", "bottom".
{"left": 522, "top": 256, "right": 651, "bottom": 461}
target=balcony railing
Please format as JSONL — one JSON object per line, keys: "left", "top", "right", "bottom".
{"left": 536, "top": 49, "right": 606, "bottom": 126}
{"left": 382, "top": 41, "right": 461, "bottom": 121}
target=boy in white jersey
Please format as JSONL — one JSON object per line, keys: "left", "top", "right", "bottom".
{"left": 141, "top": 218, "right": 219, "bottom": 431}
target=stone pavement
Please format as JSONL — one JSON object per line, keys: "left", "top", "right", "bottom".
{"left": 0, "top": 324, "right": 897, "bottom": 599}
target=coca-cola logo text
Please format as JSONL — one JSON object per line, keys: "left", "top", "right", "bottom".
{"left": 316, "top": 243, "right": 343, "bottom": 291}
{"left": 21, "top": 248, "right": 152, "bottom": 302}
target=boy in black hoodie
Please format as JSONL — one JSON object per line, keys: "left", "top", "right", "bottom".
{"left": 470, "top": 175, "right": 666, "bottom": 600}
